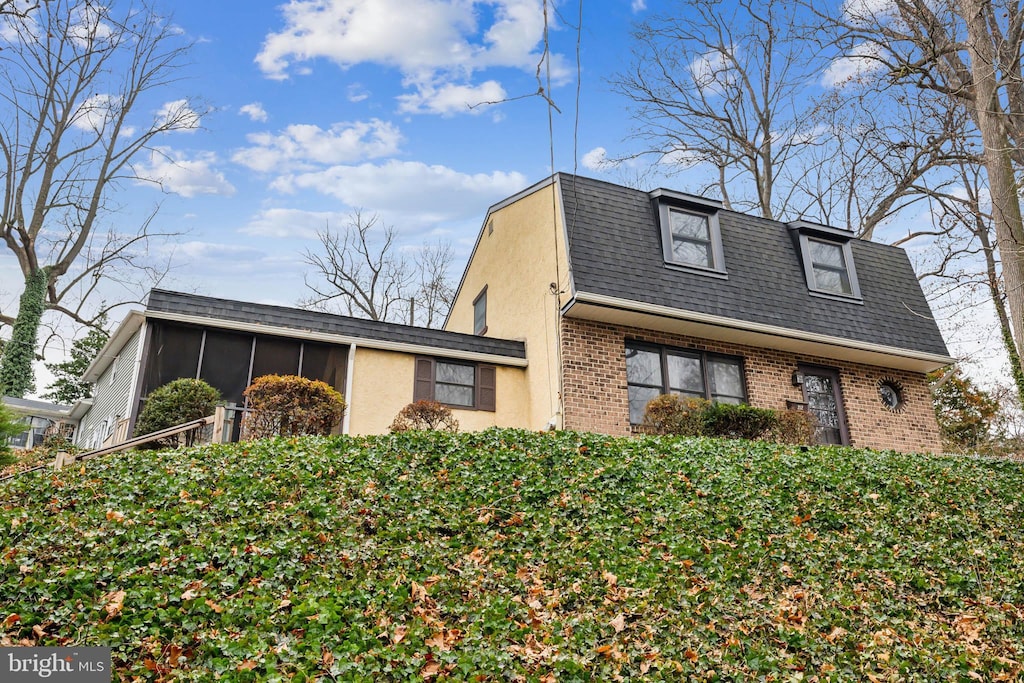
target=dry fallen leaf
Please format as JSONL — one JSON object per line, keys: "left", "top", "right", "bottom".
{"left": 103, "top": 590, "right": 126, "bottom": 619}
{"left": 610, "top": 613, "right": 626, "bottom": 633}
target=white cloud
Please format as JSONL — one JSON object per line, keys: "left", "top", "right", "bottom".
{"left": 68, "top": 3, "right": 113, "bottom": 47}
{"left": 690, "top": 50, "right": 735, "bottom": 96}
{"left": 71, "top": 94, "right": 121, "bottom": 133}
{"left": 239, "top": 102, "right": 268, "bottom": 122}
{"left": 271, "top": 160, "right": 527, "bottom": 228}
{"left": 134, "top": 148, "right": 235, "bottom": 198}
{"left": 240, "top": 208, "right": 351, "bottom": 239}
{"left": 842, "top": 0, "right": 895, "bottom": 21}
{"left": 821, "top": 42, "right": 886, "bottom": 88}
{"left": 255, "top": 0, "right": 567, "bottom": 115}
{"left": 396, "top": 80, "right": 507, "bottom": 116}
{"left": 347, "top": 84, "right": 370, "bottom": 102}
{"left": 631, "top": 0, "right": 646, "bottom": 11}
{"left": 581, "top": 147, "right": 616, "bottom": 171}
{"left": 156, "top": 99, "right": 202, "bottom": 132}
{"left": 232, "top": 119, "right": 402, "bottom": 172}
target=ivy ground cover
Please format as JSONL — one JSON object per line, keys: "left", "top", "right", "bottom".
{"left": 2, "top": 429, "right": 1023, "bottom": 681}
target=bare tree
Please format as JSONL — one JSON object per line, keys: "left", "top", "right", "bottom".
{"left": 819, "top": 0, "right": 1024, "bottom": 368}
{"left": 412, "top": 240, "right": 455, "bottom": 329}
{"left": 800, "top": 83, "right": 964, "bottom": 238}
{"left": 0, "top": 0, "right": 199, "bottom": 394}
{"left": 612, "top": 0, "right": 956, "bottom": 239}
{"left": 612, "top": 0, "right": 820, "bottom": 219}
{"left": 300, "top": 211, "right": 455, "bottom": 328}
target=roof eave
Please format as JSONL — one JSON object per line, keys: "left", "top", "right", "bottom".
{"left": 143, "top": 310, "right": 528, "bottom": 367}
{"left": 566, "top": 292, "right": 954, "bottom": 373}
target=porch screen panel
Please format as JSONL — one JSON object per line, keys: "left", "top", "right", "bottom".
{"left": 251, "top": 336, "right": 302, "bottom": 382}
{"left": 141, "top": 322, "right": 203, "bottom": 397}
{"left": 300, "top": 342, "right": 348, "bottom": 395}
{"left": 199, "top": 330, "right": 253, "bottom": 405}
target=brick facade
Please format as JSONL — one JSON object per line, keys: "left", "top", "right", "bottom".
{"left": 560, "top": 318, "right": 942, "bottom": 454}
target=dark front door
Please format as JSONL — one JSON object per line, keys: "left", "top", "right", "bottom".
{"left": 799, "top": 365, "right": 849, "bottom": 445}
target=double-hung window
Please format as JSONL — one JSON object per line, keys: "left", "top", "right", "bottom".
{"left": 414, "top": 357, "right": 496, "bottom": 411}
{"left": 655, "top": 192, "right": 726, "bottom": 276}
{"left": 808, "top": 238, "right": 854, "bottom": 296}
{"left": 625, "top": 342, "right": 746, "bottom": 424}
{"left": 789, "top": 221, "right": 862, "bottom": 301}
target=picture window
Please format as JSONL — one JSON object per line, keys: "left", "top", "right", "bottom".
{"left": 625, "top": 342, "right": 746, "bottom": 424}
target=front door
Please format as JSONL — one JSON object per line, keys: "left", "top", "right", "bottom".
{"left": 799, "top": 365, "right": 849, "bottom": 445}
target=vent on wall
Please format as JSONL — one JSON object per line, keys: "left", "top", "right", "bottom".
{"left": 487, "top": 219, "right": 494, "bottom": 236}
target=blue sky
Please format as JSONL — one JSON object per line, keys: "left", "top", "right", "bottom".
{"left": 114, "top": 0, "right": 648, "bottom": 306}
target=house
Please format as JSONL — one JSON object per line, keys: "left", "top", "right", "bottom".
{"left": 74, "top": 173, "right": 952, "bottom": 453}
{"left": 2, "top": 396, "right": 76, "bottom": 449}
{"left": 444, "top": 174, "right": 952, "bottom": 453}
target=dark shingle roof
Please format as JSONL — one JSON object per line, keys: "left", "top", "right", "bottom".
{"left": 558, "top": 174, "right": 950, "bottom": 358}
{"left": 145, "top": 290, "right": 526, "bottom": 361}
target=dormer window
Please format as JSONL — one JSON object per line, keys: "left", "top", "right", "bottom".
{"left": 808, "top": 238, "right": 853, "bottom": 295}
{"left": 653, "top": 190, "right": 726, "bottom": 277}
{"left": 788, "top": 220, "right": 862, "bottom": 302}
{"left": 668, "top": 209, "right": 714, "bottom": 268}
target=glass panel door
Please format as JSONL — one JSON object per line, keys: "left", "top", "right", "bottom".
{"left": 799, "top": 366, "right": 848, "bottom": 445}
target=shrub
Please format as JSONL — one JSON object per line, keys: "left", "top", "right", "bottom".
{"left": 702, "top": 402, "right": 779, "bottom": 440}
{"left": 641, "top": 394, "right": 708, "bottom": 436}
{"left": 134, "top": 378, "right": 221, "bottom": 448}
{"left": 390, "top": 400, "right": 459, "bottom": 433}
{"left": 772, "top": 409, "right": 818, "bottom": 445}
{"left": 642, "top": 395, "right": 806, "bottom": 443}
{"left": 242, "top": 375, "right": 346, "bottom": 440}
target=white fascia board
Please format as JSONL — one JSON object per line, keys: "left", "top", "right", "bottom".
{"left": 567, "top": 292, "right": 955, "bottom": 372}
{"left": 82, "top": 309, "right": 146, "bottom": 382}
{"left": 144, "top": 310, "right": 528, "bottom": 368}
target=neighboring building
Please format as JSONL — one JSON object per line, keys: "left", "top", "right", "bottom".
{"left": 445, "top": 174, "right": 952, "bottom": 453}
{"left": 2, "top": 397, "right": 76, "bottom": 449}
{"left": 75, "top": 174, "right": 953, "bottom": 453}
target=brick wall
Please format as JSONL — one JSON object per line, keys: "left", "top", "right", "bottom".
{"left": 560, "top": 318, "right": 942, "bottom": 454}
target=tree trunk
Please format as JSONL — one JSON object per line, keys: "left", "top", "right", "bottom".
{"left": 0, "top": 268, "right": 48, "bottom": 397}
{"left": 960, "top": 0, "right": 1024, "bottom": 365}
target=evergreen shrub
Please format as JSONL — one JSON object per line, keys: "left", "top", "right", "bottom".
{"left": 134, "top": 378, "right": 221, "bottom": 448}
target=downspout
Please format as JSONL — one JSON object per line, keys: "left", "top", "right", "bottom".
{"left": 342, "top": 343, "right": 356, "bottom": 435}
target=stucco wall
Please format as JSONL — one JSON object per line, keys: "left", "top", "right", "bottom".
{"left": 445, "top": 179, "right": 570, "bottom": 430}
{"left": 561, "top": 318, "right": 942, "bottom": 454}
{"left": 346, "top": 347, "right": 530, "bottom": 435}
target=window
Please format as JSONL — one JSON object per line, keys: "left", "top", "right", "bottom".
{"left": 625, "top": 342, "right": 746, "bottom": 424}
{"left": 473, "top": 287, "right": 487, "bottom": 335}
{"left": 789, "top": 223, "right": 862, "bottom": 300}
{"left": 414, "top": 357, "right": 496, "bottom": 411}
{"left": 657, "top": 200, "right": 726, "bottom": 275}
{"left": 808, "top": 238, "right": 853, "bottom": 295}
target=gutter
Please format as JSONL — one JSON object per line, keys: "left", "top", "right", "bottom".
{"left": 565, "top": 291, "right": 956, "bottom": 369}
